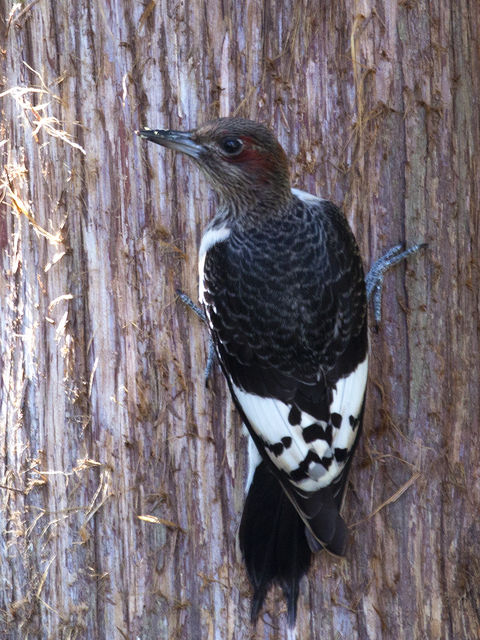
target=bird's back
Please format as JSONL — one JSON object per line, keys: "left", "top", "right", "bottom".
{"left": 201, "top": 195, "right": 367, "bottom": 391}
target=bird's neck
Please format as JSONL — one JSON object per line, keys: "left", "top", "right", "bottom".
{"left": 215, "top": 183, "right": 293, "bottom": 226}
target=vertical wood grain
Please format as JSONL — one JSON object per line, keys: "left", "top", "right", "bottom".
{"left": 0, "top": 1, "right": 478, "bottom": 638}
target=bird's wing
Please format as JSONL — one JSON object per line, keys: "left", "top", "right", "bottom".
{"left": 200, "top": 197, "right": 368, "bottom": 551}
{"left": 226, "top": 356, "right": 367, "bottom": 553}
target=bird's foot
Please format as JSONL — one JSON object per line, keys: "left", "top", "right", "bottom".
{"left": 204, "top": 340, "right": 216, "bottom": 388}
{"left": 175, "top": 289, "right": 206, "bottom": 322}
{"left": 365, "top": 243, "right": 427, "bottom": 324}
{"left": 175, "top": 289, "right": 215, "bottom": 385}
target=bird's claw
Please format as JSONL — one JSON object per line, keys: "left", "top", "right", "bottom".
{"left": 175, "top": 289, "right": 206, "bottom": 321}
{"left": 365, "top": 243, "right": 427, "bottom": 325}
{"left": 204, "top": 340, "right": 216, "bottom": 388}
{"left": 176, "top": 289, "right": 215, "bottom": 385}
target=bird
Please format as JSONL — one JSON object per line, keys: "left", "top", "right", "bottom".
{"left": 137, "top": 117, "right": 369, "bottom": 627}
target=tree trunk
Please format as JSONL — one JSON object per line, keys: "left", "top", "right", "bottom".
{"left": 0, "top": 1, "right": 478, "bottom": 639}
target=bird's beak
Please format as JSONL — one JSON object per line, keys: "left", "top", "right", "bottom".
{"left": 136, "top": 127, "right": 203, "bottom": 159}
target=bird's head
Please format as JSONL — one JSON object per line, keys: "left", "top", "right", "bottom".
{"left": 137, "top": 117, "right": 292, "bottom": 211}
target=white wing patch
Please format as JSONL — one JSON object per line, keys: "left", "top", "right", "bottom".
{"left": 235, "top": 356, "right": 368, "bottom": 493}
{"left": 330, "top": 356, "right": 368, "bottom": 450}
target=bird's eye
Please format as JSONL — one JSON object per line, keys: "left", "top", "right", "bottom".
{"left": 220, "top": 137, "right": 243, "bottom": 155}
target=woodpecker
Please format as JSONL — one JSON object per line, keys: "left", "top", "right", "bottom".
{"left": 138, "top": 118, "right": 369, "bottom": 625}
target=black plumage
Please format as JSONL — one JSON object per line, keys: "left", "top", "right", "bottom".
{"left": 203, "top": 197, "right": 367, "bottom": 390}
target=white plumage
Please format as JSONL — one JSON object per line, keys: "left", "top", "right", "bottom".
{"left": 198, "top": 225, "right": 231, "bottom": 304}
{"left": 232, "top": 356, "right": 367, "bottom": 492}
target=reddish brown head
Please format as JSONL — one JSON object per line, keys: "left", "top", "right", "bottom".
{"left": 138, "top": 117, "right": 292, "bottom": 211}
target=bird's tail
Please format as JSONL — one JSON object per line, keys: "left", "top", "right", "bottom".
{"left": 239, "top": 461, "right": 312, "bottom": 626}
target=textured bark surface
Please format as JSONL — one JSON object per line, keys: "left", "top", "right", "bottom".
{"left": 0, "top": 1, "right": 479, "bottom": 639}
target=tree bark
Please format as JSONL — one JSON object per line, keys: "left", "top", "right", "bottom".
{"left": 0, "top": 1, "right": 478, "bottom": 639}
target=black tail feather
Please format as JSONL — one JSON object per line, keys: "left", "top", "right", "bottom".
{"left": 239, "top": 462, "right": 312, "bottom": 626}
